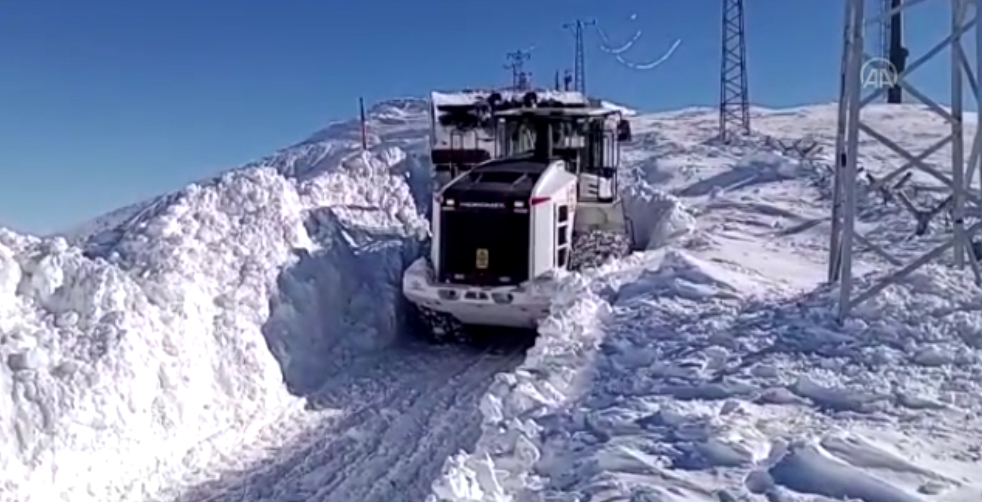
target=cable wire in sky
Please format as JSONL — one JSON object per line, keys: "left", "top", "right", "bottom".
{"left": 612, "top": 38, "right": 682, "bottom": 70}
{"left": 593, "top": 15, "right": 681, "bottom": 71}
{"left": 595, "top": 26, "right": 643, "bottom": 55}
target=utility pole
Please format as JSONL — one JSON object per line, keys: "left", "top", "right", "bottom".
{"left": 358, "top": 97, "right": 367, "bottom": 150}
{"left": 504, "top": 49, "right": 533, "bottom": 91}
{"left": 718, "top": 0, "right": 751, "bottom": 142}
{"left": 564, "top": 19, "right": 596, "bottom": 93}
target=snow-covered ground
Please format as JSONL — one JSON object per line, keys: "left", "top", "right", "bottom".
{"left": 431, "top": 104, "right": 982, "bottom": 502}
{"left": 2, "top": 96, "right": 981, "bottom": 502}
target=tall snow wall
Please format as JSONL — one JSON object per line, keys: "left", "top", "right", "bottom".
{"left": 0, "top": 145, "right": 429, "bottom": 502}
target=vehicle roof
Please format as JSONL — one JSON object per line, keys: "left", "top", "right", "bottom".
{"left": 430, "top": 89, "right": 589, "bottom": 108}
{"left": 476, "top": 155, "right": 552, "bottom": 173}
{"left": 442, "top": 156, "right": 552, "bottom": 199}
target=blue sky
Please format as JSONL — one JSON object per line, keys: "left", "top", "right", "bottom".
{"left": 0, "top": 0, "right": 955, "bottom": 233}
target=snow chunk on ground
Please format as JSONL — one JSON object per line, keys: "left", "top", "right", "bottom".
{"left": 0, "top": 144, "right": 428, "bottom": 502}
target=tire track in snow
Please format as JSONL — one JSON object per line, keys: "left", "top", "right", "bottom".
{"left": 320, "top": 344, "right": 525, "bottom": 502}
{"left": 175, "top": 341, "right": 524, "bottom": 502}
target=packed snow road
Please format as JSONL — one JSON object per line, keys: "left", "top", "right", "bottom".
{"left": 173, "top": 337, "right": 529, "bottom": 502}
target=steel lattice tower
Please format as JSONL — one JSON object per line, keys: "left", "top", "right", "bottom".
{"left": 828, "top": 0, "right": 982, "bottom": 320}
{"left": 564, "top": 19, "right": 595, "bottom": 93}
{"left": 718, "top": 0, "right": 750, "bottom": 142}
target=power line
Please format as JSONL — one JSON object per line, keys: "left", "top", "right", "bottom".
{"left": 595, "top": 22, "right": 681, "bottom": 71}
{"left": 596, "top": 26, "right": 642, "bottom": 56}
{"left": 718, "top": 0, "right": 751, "bottom": 142}
{"left": 563, "top": 19, "right": 596, "bottom": 93}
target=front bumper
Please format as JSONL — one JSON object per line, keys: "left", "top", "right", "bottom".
{"left": 401, "top": 257, "right": 553, "bottom": 329}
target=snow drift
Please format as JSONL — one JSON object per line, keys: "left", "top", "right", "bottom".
{"left": 0, "top": 99, "right": 430, "bottom": 502}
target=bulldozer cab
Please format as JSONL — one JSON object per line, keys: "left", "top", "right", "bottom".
{"left": 490, "top": 106, "right": 631, "bottom": 204}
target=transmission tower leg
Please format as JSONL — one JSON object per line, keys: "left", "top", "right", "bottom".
{"left": 829, "top": 0, "right": 982, "bottom": 321}
{"left": 828, "top": 0, "right": 858, "bottom": 283}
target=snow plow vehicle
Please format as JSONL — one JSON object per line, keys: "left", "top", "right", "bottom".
{"left": 403, "top": 90, "right": 634, "bottom": 343}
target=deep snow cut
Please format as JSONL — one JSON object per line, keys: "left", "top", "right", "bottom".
{"left": 0, "top": 99, "right": 431, "bottom": 502}
{"left": 3, "top": 95, "right": 979, "bottom": 502}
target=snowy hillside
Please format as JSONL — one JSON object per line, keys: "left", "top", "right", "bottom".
{"left": 3, "top": 96, "right": 981, "bottom": 502}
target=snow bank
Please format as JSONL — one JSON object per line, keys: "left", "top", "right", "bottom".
{"left": 427, "top": 264, "right": 615, "bottom": 501}
{"left": 623, "top": 184, "right": 695, "bottom": 250}
{"left": 0, "top": 226, "right": 284, "bottom": 502}
{"left": 431, "top": 248, "right": 982, "bottom": 501}
{"left": 0, "top": 142, "right": 428, "bottom": 501}
{"left": 263, "top": 149, "right": 429, "bottom": 392}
